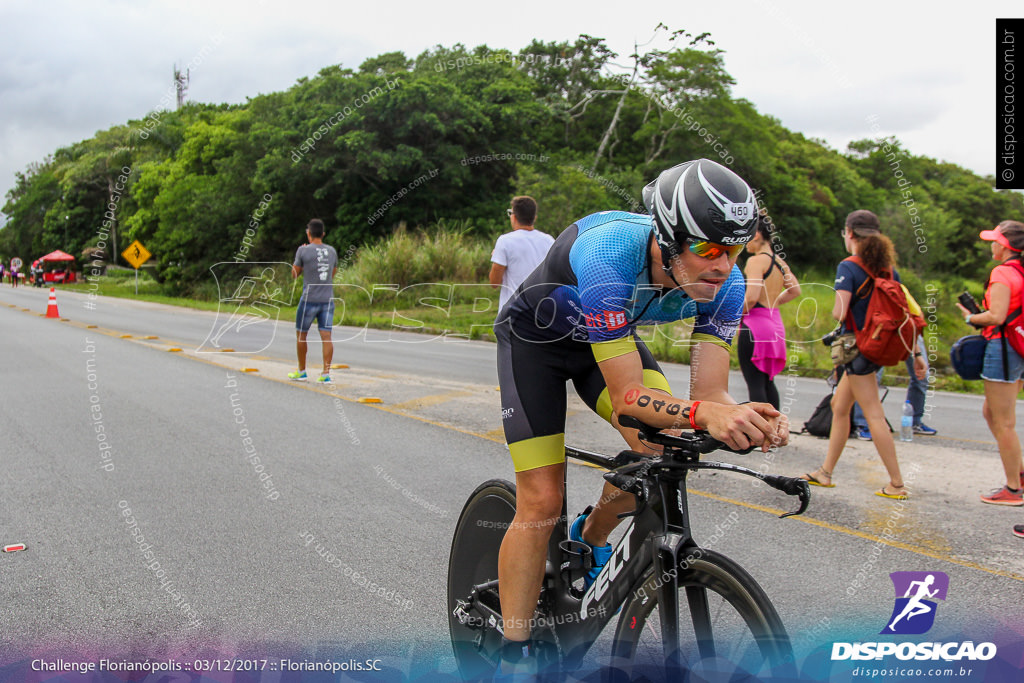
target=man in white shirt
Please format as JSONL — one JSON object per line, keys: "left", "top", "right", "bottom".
{"left": 489, "top": 196, "right": 554, "bottom": 312}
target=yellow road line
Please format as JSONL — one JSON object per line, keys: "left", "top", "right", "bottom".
{"left": 164, "top": 352, "right": 509, "bottom": 446}
{"left": 389, "top": 390, "right": 473, "bottom": 411}
{"left": 297, "top": 381, "right": 508, "bottom": 445}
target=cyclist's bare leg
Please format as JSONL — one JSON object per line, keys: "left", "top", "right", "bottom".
{"left": 582, "top": 418, "right": 652, "bottom": 545}
{"left": 582, "top": 481, "right": 635, "bottom": 546}
{"left": 498, "top": 462, "right": 565, "bottom": 641}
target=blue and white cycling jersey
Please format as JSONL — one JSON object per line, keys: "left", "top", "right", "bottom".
{"left": 500, "top": 210, "right": 745, "bottom": 349}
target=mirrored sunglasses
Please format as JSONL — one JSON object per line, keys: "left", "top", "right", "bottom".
{"left": 687, "top": 240, "right": 744, "bottom": 260}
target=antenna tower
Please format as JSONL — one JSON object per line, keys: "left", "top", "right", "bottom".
{"left": 174, "top": 64, "right": 190, "bottom": 109}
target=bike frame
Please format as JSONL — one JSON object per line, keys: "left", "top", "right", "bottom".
{"left": 546, "top": 444, "right": 759, "bottom": 670}
{"left": 457, "top": 443, "right": 772, "bottom": 672}
{"left": 453, "top": 423, "right": 808, "bottom": 676}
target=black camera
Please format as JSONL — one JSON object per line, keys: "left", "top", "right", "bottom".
{"left": 958, "top": 291, "right": 981, "bottom": 315}
{"left": 821, "top": 327, "right": 841, "bottom": 347}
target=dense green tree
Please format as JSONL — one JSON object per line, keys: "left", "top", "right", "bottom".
{"left": 1, "top": 161, "right": 60, "bottom": 261}
{"left": 3, "top": 35, "right": 1022, "bottom": 294}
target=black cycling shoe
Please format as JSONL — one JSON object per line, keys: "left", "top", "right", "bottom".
{"left": 493, "top": 639, "right": 539, "bottom": 681}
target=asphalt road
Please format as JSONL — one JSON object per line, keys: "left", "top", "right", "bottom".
{"left": 1, "top": 287, "right": 1022, "bottom": 681}
{"left": 0, "top": 284, "right": 1003, "bottom": 446}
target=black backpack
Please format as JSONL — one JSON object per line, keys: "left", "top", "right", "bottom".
{"left": 800, "top": 376, "right": 892, "bottom": 438}
{"left": 801, "top": 392, "right": 842, "bottom": 437}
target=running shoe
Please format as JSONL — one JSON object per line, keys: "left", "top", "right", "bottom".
{"left": 315, "top": 374, "right": 332, "bottom": 384}
{"left": 854, "top": 425, "right": 872, "bottom": 441}
{"left": 287, "top": 370, "right": 308, "bottom": 381}
{"left": 1013, "top": 525, "right": 1024, "bottom": 539}
{"left": 569, "top": 511, "right": 612, "bottom": 589}
{"left": 913, "top": 423, "right": 937, "bottom": 436}
{"left": 980, "top": 486, "right": 1024, "bottom": 506}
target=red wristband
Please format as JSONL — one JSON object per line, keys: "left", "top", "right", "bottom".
{"left": 689, "top": 401, "right": 701, "bottom": 430}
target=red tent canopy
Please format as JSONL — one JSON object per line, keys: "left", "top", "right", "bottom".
{"left": 40, "top": 250, "right": 75, "bottom": 262}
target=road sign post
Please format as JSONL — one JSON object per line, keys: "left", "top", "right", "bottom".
{"left": 121, "top": 240, "right": 152, "bottom": 295}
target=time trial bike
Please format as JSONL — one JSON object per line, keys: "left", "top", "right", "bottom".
{"left": 447, "top": 415, "right": 810, "bottom": 681}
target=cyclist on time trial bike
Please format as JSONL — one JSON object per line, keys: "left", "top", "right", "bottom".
{"left": 492, "top": 158, "right": 790, "bottom": 676}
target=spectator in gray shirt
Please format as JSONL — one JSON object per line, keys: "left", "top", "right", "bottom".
{"left": 290, "top": 219, "right": 338, "bottom": 383}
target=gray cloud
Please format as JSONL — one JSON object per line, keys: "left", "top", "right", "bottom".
{"left": 0, "top": 0, "right": 1014, "bottom": 215}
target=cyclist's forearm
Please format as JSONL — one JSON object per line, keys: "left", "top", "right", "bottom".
{"left": 616, "top": 389, "right": 707, "bottom": 430}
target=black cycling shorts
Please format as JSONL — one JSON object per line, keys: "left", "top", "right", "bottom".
{"left": 495, "top": 322, "right": 670, "bottom": 472}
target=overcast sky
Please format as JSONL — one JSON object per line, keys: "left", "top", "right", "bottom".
{"left": 0, "top": 0, "right": 1016, "bottom": 214}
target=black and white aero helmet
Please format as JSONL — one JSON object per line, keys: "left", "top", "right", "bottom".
{"left": 642, "top": 159, "right": 758, "bottom": 267}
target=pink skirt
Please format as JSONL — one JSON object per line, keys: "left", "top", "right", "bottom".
{"left": 742, "top": 307, "right": 787, "bottom": 379}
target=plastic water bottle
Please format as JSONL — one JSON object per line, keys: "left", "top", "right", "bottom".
{"left": 900, "top": 401, "right": 914, "bottom": 442}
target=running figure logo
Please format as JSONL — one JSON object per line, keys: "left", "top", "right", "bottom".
{"left": 199, "top": 262, "right": 295, "bottom": 353}
{"left": 880, "top": 571, "right": 949, "bottom": 635}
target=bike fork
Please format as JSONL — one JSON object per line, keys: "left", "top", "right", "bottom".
{"left": 652, "top": 472, "right": 710, "bottom": 675}
{"left": 653, "top": 535, "right": 684, "bottom": 672}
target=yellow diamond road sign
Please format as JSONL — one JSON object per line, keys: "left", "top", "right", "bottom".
{"left": 122, "top": 240, "right": 151, "bottom": 269}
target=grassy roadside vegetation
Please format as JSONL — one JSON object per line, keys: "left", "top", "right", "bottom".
{"left": 64, "top": 226, "right": 989, "bottom": 394}
{"left": 64, "top": 267, "right": 225, "bottom": 312}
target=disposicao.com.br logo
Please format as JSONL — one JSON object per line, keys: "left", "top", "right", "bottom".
{"left": 882, "top": 570, "right": 948, "bottom": 635}
{"left": 831, "top": 571, "right": 996, "bottom": 663}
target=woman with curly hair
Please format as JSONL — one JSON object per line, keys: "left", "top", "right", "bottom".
{"left": 800, "top": 210, "right": 919, "bottom": 499}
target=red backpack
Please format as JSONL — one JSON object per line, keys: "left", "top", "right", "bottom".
{"left": 844, "top": 256, "right": 926, "bottom": 366}
{"left": 993, "top": 259, "right": 1024, "bottom": 359}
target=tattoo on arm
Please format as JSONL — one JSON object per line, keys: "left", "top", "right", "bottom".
{"left": 626, "top": 390, "right": 685, "bottom": 419}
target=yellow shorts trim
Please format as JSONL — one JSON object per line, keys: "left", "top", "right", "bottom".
{"left": 509, "top": 433, "right": 566, "bottom": 472}
{"left": 592, "top": 337, "right": 638, "bottom": 363}
{"left": 691, "top": 332, "right": 733, "bottom": 351}
{"left": 595, "top": 369, "right": 672, "bottom": 424}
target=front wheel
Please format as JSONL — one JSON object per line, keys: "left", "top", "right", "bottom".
{"left": 608, "top": 548, "right": 792, "bottom": 681}
{"left": 447, "top": 479, "right": 517, "bottom": 680}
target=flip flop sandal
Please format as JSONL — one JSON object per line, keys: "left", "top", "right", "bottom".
{"left": 876, "top": 487, "right": 908, "bottom": 500}
{"left": 800, "top": 471, "right": 835, "bottom": 488}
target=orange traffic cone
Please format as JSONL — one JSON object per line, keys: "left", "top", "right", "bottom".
{"left": 45, "top": 288, "right": 59, "bottom": 318}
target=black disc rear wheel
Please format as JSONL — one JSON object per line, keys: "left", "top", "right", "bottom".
{"left": 447, "top": 479, "right": 517, "bottom": 680}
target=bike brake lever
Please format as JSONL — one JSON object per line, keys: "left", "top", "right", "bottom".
{"left": 602, "top": 461, "right": 648, "bottom": 495}
{"left": 762, "top": 475, "right": 811, "bottom": 518}
{"left": 609, "top": 449, "right": 649, "bottom": 468}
